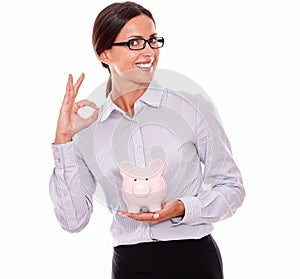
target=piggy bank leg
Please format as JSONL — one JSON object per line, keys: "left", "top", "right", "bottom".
{"left": 148, "top": 204, "right": 162, "bottom": 212}
{"left": 127, "top": 204, "right": 141, "bottom": 214}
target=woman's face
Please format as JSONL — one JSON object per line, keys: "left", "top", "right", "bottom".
{"left": 101, "top": 14, "right": 160, "bottom": 88}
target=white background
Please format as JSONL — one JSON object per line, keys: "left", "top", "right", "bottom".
{"left": 1, "top": 0, "right": 299, "bottom": 278}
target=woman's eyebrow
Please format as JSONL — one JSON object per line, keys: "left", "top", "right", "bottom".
{"left": 125, "top": 33, "right": 158, "bottom": 39}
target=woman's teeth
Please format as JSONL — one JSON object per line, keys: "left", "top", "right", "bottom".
{"left": 137, "top": 62, "right": 152, "bottom": 68}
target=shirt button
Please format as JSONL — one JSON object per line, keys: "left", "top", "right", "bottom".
{"left": 136, "top": 144, "right": 142, "bottom": 149}
{"left": 54, "top": 147, "right": 59, "bottom": 152}
{"left": 57, "top": 158, "right": 61, "bottom": 163}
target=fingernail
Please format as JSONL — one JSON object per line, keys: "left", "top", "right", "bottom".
{"left": 153, "top": 213, "right": 159, "bottom": 219}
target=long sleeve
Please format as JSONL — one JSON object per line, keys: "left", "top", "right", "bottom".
{"left": 178, "top": 96, "right": 245, "bottom": 226}
{"left": 49, "top": 141, "right": 96, "bottom": 232}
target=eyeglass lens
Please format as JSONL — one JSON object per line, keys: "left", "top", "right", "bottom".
{"left": 129, "top": 38, "right": 163, "bottom": 50}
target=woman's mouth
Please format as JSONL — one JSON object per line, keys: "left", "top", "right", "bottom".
{"left": 136, "top": 61, "right": 154, "bottom": 71}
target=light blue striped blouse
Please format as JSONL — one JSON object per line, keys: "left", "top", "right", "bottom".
{"left": 49, "top": 81, "right": 245, "bottom": 247}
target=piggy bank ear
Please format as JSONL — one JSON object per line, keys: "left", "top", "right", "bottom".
{"left": 149, "top": 159, "right": 164, "bottom": 176}
{"left": 119, "top": 161, "right": 135, "bottom": 178}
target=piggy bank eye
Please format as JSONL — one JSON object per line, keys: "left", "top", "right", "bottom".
{"left": 134, "top": 178, "right": 137, "bottom": 181}
{"left": 145, "top": 178, "right": 148, "bottom": 181}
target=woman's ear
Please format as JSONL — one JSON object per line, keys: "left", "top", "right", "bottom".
{"left": 99, "top": 50, "right": 111, "bottom": 65}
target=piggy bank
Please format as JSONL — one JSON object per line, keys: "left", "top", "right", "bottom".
{"left": 119, "top": 159, "right": 167, "bottom": 213}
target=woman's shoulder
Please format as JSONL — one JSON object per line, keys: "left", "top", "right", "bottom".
{"left": 157, "top": 86, "right": 214, "bottom": 113}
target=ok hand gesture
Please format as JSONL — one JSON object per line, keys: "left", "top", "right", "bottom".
{"left": 54, "top": 73, "right": 100, "bottom": 144}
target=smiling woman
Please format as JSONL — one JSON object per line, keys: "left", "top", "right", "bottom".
{"left": 92, "top": 2, "right": 159, "bottom": 101}
{"left": 97, "top": 13, "right": 162, "bottom": 115}
{"left": 49, "top": 1, "right": 245, "bottom": 279}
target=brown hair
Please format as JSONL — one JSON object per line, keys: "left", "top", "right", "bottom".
{"left": 92, "top": 1, "right": 155, "bottom": 96}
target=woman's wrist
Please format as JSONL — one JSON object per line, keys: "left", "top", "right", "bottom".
{"left": 54, "top": 135, "right": 72, "bottom": 144}
{"left": 175, "top": 199, "right": 185, "bottom": 217}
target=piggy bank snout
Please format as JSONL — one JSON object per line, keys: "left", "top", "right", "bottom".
{"left": 132, "top": 182, "right": 151, "bottom": 198}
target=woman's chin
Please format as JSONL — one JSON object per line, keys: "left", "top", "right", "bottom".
{"left": 119, "top": 68, "right": 155, "bottom": 86}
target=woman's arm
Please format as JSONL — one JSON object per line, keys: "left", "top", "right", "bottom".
{"left": 49, "top": 141, "right": 96, "bottom": 232}
{"left": 49, "top": 74, "right": 99, "bottom": 232}
{"left": 177, "top": 95, "right": 245, "bottom": 225}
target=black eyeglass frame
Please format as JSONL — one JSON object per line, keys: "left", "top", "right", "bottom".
{"left": 112, "top": 37, "right": 164, "bottom": 50}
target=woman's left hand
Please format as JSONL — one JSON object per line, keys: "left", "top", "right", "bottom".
{"left": 118, "top": 199, "right": 185, "bottom": 224}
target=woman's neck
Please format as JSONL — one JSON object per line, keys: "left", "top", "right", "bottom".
{"left": 111, "top": 81, "right": 149, "bottom": 117}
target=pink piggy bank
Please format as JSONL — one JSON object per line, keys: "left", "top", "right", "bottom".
{"left": 119, "top": 159, "right": 167, "bottom": 213}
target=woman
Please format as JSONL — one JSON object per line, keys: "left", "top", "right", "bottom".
{"left": 49, "top": 2, "right": 245, "bottom": 278}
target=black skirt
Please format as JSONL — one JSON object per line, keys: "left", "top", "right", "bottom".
{"left": 112, "top": 234, "right": 223, "bottom": 279}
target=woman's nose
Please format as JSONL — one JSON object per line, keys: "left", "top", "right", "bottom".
{"left": 142, "top": 43, "right": 156, "bottom": 56}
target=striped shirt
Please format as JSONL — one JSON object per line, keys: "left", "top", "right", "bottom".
{"left": 49, "top": 81, "right": 245, "bottom": 247}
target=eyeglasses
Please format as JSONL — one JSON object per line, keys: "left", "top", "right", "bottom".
{"left": 112, "top": 37, "right": 164, "bottom": 50}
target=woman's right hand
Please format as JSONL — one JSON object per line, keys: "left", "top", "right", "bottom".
{"left": 54, "top": 73, "right": 100, "bottom": 144}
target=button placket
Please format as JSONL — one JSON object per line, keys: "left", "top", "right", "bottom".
{"left": 131, "top": 120, "right": 145, "bottom": 167}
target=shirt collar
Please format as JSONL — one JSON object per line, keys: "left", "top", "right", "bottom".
{"left": 97, "top": 92, "right": 120, "bottom": 123}
{"left": 97, "top": 80, "right": 164, "bottom": 123}
{"left": 139, "top": 80, "right": 163, "bottom": 108}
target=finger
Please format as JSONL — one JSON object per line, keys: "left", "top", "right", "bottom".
{"left": 153, "top": 213, "right": 160, "bottom": 219}
{"left": 119, "top": 211, "right": 165, "bottom": 224}
{"left": 118, "top": 211, "right": 155, "bottom": 222}
{"left": 76, "top": 99, "right": 99, "bottom": 109}
{"left": 133, "top": 212, "right": 161, "bottom": 223}
{"left": 69, "top": 74, "right": 73, "bottom": 85}
{"left": 73, "top": 73, "right": 85, "bottom": 98}
{"left": 84, "top": 108, "right": 100, "bottom": 127}
{"left": 62, "top": 74, "right": 73, "bottom": 105}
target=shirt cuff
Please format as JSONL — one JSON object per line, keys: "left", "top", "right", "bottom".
{"left": 177, "top": 196, "right": 203, "bottom": 225}
{"left": 170, "top": 216, "right": 183, "bottom": 225}
{"left": 173, "top": 191, "right": 218, "bottom": 226}
{"left": 51, "top": 141, "right": 77, "bottom": 169}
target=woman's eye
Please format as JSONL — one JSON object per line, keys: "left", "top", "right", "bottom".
{"left": 129, "top": 39, "right": 139, "bottom": 46}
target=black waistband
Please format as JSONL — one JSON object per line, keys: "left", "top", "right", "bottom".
{"left": 114, "top": 234, "right": 212, "bottom": 252}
